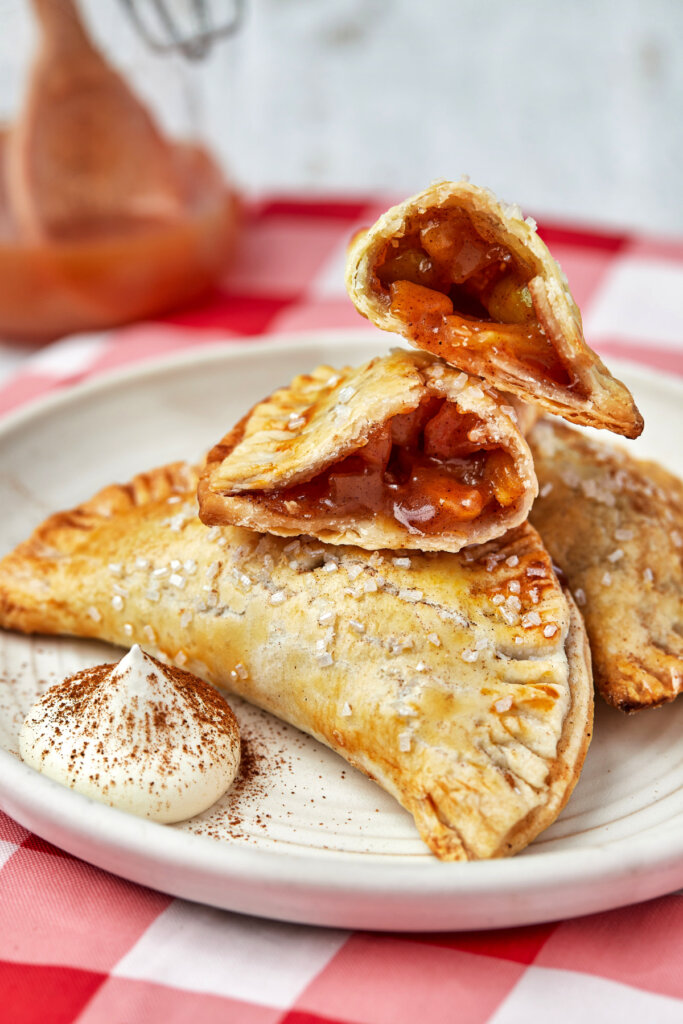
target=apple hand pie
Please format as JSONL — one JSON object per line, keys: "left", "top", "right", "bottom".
{"left": 529, "top": 419, "right": 683, "bottom": 712}
{"left": 345, "top": 180, "right": 643, "bottom": 439}
{"left": 0, "top": 461, "right": 593, "bottom": 860}
{"left": 198, "top": 349, "right": 537, "bottom": 553}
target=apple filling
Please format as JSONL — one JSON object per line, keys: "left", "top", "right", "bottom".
{"left": 258, "top": 397, "right": 525, "bottom": 535}
{"left": 373, "top": 208, "right": 571, "bottom": 387}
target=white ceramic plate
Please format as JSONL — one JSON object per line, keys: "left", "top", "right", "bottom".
{"left": 1, "top": 332, "right": 682, "bottom": 933}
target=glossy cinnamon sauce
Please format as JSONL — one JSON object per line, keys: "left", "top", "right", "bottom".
{"left": 374, "top": 208, "right": 570, "bottom": 387}
{"left": 259, "top": 397, "right": 524, "bottom": 535}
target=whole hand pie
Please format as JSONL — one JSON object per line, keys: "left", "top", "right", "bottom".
{"left": 0, "top": 461, "right": 593, "bottom": 860}
{"left": 198, "top": 348, "right": 537, "bottom": 553}
{"left": 345, "top": 180, "right": 643, "bottom": 439}
{"left": 529, "top": 419, "right": 683, "bottom": 712}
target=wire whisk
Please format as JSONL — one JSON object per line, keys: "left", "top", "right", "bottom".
{"left": 118, "top": 0, "right": 244, "bottom": 60}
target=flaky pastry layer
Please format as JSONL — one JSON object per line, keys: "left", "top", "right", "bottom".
{"left": 0, "top": 461, "right": 592, "bottom": 860}
{"left": 529, "top": 419, "right": 683, "bottom": 712}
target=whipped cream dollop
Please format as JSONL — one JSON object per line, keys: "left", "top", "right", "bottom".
{"left": 19, "top": 645, "right": 240, "bottom": 823}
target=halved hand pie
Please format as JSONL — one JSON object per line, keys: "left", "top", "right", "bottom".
{"left": 529, "top": 419, "right": 683, "bottom": 712}
{"left": 198, "top": 349, "right": 537, "bottom": 553}
{"left": 345, "top": 180, "right": 643, "bottom": 439}
{"left": 0, "top": 461, "right": 593, "bottom": 860}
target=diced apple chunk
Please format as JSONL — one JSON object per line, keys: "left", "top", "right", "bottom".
{"left": 389, "top": 280, "right": 454, "bottom": 320}
{"left": 390, "top": 398, "right": 441, "bottom": 447}
{"left": 329, "top": 464, "right": 384, "bottom": 511}
{"left": 423, "top": 404, "right": 479, "bottom": 459}
{"left": 358, "top": 428, "right": 392, "bottom": 471}
{"left": 486, "top": 450, "right": 524, "bottom": 507}
{"left": 409, "top": 465, "right": 486, "bottom": 522}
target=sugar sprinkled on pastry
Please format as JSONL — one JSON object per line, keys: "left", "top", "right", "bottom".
{"left": 198, "top": 348, "right": 537, "bottom": 553}
{"left": 345, "top": 180, "right": 642, "bottom": 439}
{"left": 19, "top": 644, "right": 241, "bottom": 822}
{"left": 529, "top": 419, "right": 683, "bottom": 712}
{"left": 0, "top": 462, "right": 593, "bottom": 860}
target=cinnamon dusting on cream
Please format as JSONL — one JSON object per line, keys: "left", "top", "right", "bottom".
{"left": 19, "top": 645, "right": 240, "bottom": 823}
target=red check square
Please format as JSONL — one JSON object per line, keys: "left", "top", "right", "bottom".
{"left": 77, "top": 977, "right": 282, "bottom": 1024}
{"left": 537, "top": 895, "right": 683, "bottom": 1000}
{"left": 295, "top": 934, "right": 525, "bottom": 1024}
{"left": 408, "top": 920, "right": 558, "bottom": 964}
{"left": 0, "top": 845, "right": 169, "bottom": 971}
{"left": 0, "top": 960, "right": 106, "bottom": 1024}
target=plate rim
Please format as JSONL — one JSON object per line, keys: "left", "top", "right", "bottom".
{"left": 1, "top": 328, "right": 682, "bottom": 930}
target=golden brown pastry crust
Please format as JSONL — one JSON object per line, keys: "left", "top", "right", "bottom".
{"left": 0, "top": 461, "right": 593, "bottom": 860}
{"left": 529, "top": 419, "right": 683, "bottom": 712}
{"left": 198, "top": 349, "right": 538, "bottom": 553}
{"left": 345, "top": 180, "right": 643, "bottom": 439}
{"left": 205, "top": 351, "right": 426, "bottom": 493}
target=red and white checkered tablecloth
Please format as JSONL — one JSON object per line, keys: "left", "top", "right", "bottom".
{"left": 1, "top": 196, "right": 683, "bottom": 1024}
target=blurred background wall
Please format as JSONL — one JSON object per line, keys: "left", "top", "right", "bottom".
{"left": 1, "top": 0, "right": 681, "bottom": 233}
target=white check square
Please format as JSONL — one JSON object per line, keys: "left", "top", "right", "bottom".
{"left": 0, "top": 838, "right": 20, "bottom": 870}
{"left": 585, "top": 257, "right": 683, "bottom": 348}
{"left": 113, "top": 899, "right": 349, "bottom": 1007}
{"left": 489, "top": 965, "right": 683, "bottom": 1024}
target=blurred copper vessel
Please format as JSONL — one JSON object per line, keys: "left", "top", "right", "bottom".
{"left": 0, "top": 0, "right": 241, "bottom": 342}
